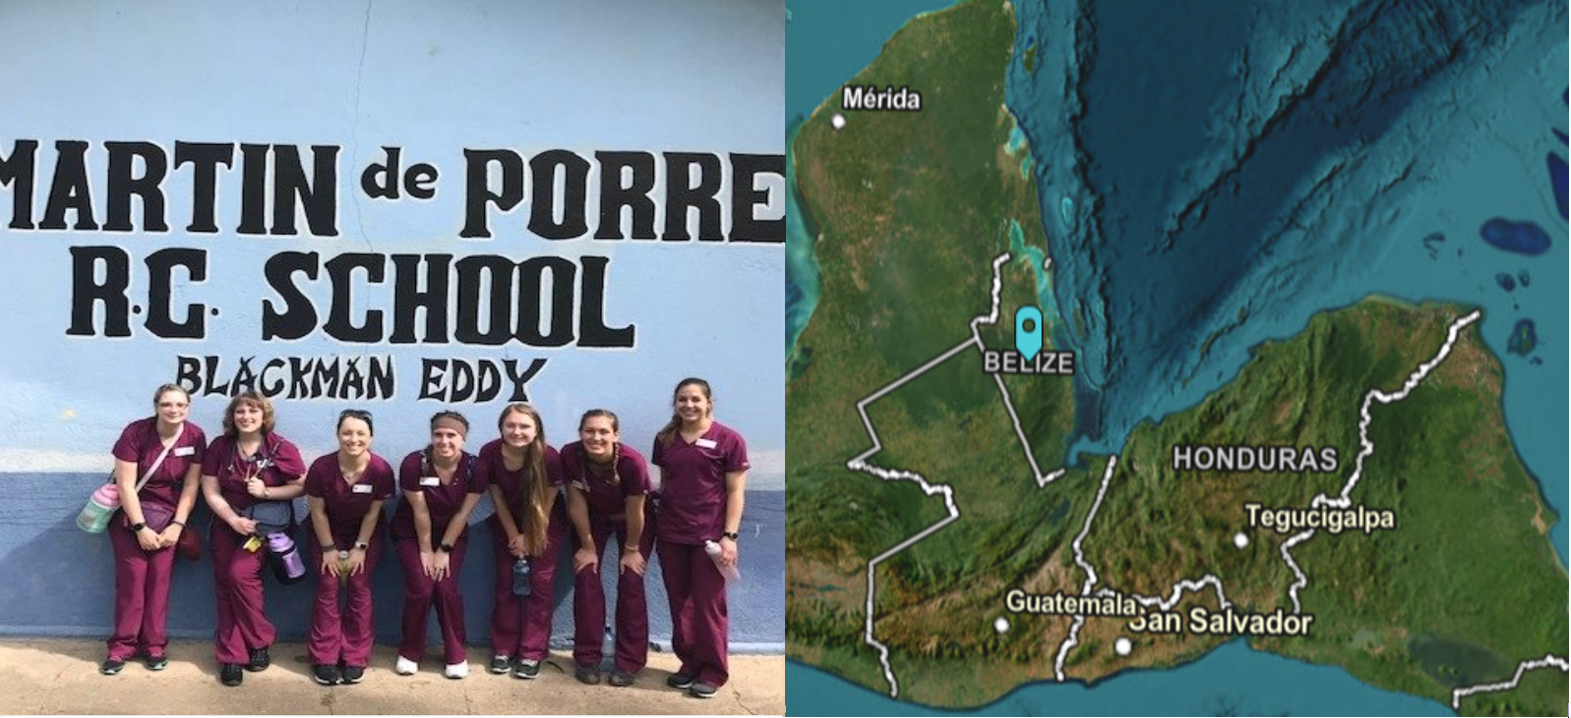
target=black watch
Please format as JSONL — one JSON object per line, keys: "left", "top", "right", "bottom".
{"left": 438, "top": 543, "right": 454, "bottom": 554}
{"left": 721, "top": 531, "right": 740, "bottom": 541}
{"left": 130, "top": 522, "right": 147, "bottom": 533}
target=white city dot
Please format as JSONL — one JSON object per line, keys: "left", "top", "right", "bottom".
{"left": 1233, "top": 532, "right": 1249, "bottom": 549}
{"left": 831, "top": 113, "right": 847, "bottom": 130}
{"left": 1114, "top": 637, "right": 1132, "bottom": 656}
{"left": 994, "top": 617, "right": 1010, "bottom": 634}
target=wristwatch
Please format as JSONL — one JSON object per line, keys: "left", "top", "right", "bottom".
{"left": 353, "top": 541, "right": 370, "bottom": 551}
{"left": 438, "top": 543, "right": 454, "bottom": 553}
{"left": 721, "top": 531, "right": 740, "bottom": 541}
{"left": 130, "top": 522, "right": 147, "bottom": 533}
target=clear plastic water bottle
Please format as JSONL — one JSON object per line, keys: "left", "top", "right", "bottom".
{"left": 267, "top": 532, "right": 306, "bottom": 583}
{"left": 703, "top": 540, "right": 741, "bottom": 582}
{"left": 337, "top": 550, "right": 351, "bottom": 588}
{"left": 512, "top": 557, "right": 532, "bottom": 597}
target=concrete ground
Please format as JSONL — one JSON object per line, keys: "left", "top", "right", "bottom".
{"left": 0, "top": 639, "right": 784, "bottom": 715}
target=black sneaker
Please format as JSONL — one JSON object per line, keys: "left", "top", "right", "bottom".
{"left": 99, "top": 658, "right": 126, "bottom": 676}
{"left": 574, "top": 663, "right": 602, "bottom": 685}
{"left": 488, "top": 654, "right": 512, "bottom": 674}
{"left": 341, "top": 665, "right": 365, "bottom": 684}
{"left": 608, "top": 669, "right": 635, "bottom": 687}
{"left": 313, "top": 664, "right": 341, "bottom": 686}
{"left": 246, "top": 646, "right": 270, "bottom": 672}
{"left": 145, "top": 654, "right": 168, "bottom": 671}
{"left": 666, "top": 672, "right": 696, "bottom": 689}
{"left": 689, "top": 681, "right": 718, "bottom": 699}
{"left": 511, "top": 659, "right": 540, "bottom": 680}
{"left": 220, "top": 663, "right": 244, "bottom": 686}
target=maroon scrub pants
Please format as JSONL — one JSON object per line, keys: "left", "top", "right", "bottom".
{"left": 209, "top": 524, "right": 276, "bottom": 664}
{"left": 394, "top": 535, "right": 469, "bottom": 665}
{"left": 659, "top": 542, "right": 729, "bottom": 687}
{"left": 106, "top": 522, "right": 176, "bottom": 661}
{"left": 572, "top": 517, "right": 656, "bottom": 672}
{"left": 490, "top": 508, "right": 566, "bottom": 662}
{"left": 308, "top": 534, "right": 384, "bottom": 667}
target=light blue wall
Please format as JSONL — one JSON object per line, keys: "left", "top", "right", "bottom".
{"left": 0, "top": 0, "right": 784, "bottom": 651}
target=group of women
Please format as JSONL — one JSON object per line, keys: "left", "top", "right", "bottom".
{"left": 101, "top": 378, "right": 749, "bottom": 699}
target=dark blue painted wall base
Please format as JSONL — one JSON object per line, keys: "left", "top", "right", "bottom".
{"left": 1, "top": 474, "right": 783, "bottom": 657}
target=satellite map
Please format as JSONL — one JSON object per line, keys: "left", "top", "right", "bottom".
{"left": 784, "top": 0, "right": 1569, "bottom": 715}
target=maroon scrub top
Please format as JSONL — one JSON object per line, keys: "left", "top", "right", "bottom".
{"left": 479, "top": 439, "right": 564, "bottom": 519}
{"left": 304, "top": 452, "right": 396, "bottom": 538}
{"left": 650, "top": 421, "right": 749, "bottom": 544}
{"left": 560, "top": 441, "right": 651, "bottom": 520}
{"left": 112, "top": 417, "right": 208, "bottom": 508}
{"left": 201, "top": 433, "right": 307, "bottom": 513}
{"left": 389, "top": 449, "right": 485, "bottom": 541}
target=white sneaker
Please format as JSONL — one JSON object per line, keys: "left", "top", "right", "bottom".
{"left": 395, "top": 656, "right": 418, "bottom": 675}
{"left": 444, "top": 661, "right": 469, "bottom": 679}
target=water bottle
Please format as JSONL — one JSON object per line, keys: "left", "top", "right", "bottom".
{"left": 267, "top": 532, "right": 307, "bottom": 583}
{"left": 703, "top": 540, "right": 741, "bottom": 582}
{"left": 512, "top": 557, "right": 532, "bottom": 597}
{"left": 76, "top": 484, "right": 120, "bottom": 533}
{"left": 337, "top": 550, "right": 351, "bottom": 588}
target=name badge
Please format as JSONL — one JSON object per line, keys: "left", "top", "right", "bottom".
{"left": 173, "top": 446, "right": 195, "bottom": 457}
{"left": 695, "top": 438, "right": 718, "bottom": 449}
{"left": 352, "top": 483, "right": 374, "bottom": 494}
{"left": 420, "top": 476, "right": 441, "bottom": 487}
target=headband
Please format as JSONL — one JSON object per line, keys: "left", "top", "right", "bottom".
{"left": 433, "top": 415, "right": 468, "bottom": 437}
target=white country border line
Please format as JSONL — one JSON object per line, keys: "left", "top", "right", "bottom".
{"left": 1053, "top": 455, "right": 1118, "bottom": 681}
{"left": 1281, "top": 310, "right": 1482, "bottom": 613}
{"left": 1057, "top": 457, "right": 1234, "bottom": 682}
{"left": 847, "top": 250, "right": 1078, "bottom": 697}
{"left": 848, "top": 458, "right": 961, "bottom": 700}
{"left": 1450, "top": 654, "right": 1570, "bottom": 709}
{"left": 1095, "top": 574, "right": 1234, "bottom": 613}
{"left": 846, "top": 337, "right": 975, "bottom": 699}
{"left": 968, "top": 252, "right": 1069, "bottom": 488}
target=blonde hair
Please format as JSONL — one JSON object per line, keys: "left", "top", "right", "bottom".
{"left": 499, "top": 403, "right": 551, "bottom": 554}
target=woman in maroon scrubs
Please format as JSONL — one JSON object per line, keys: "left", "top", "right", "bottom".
{"left": 564, "top": 409, "right": 654, "bottom": 688}
{"left": 481, "top": 403, "right": 565, "bottom": 679}
{"left": 200, "top": 391, "right": 307, "bottom": 687}
{"left": 391, "top": 411, "right": 486, "bottom": 679}
{"left": 101, "top": 384, "right": 206, "bottom": 675}
{"left": 304, "top": 409, "right": 394, "bottom": 686}
{"left": 651, "top": 378, "right": 749, "bottom": 699}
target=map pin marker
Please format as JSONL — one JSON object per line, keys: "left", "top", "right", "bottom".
{"left": 1015, "top": 306, "right": 1043, "bottom": 360}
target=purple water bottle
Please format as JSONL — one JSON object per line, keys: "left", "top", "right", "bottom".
{"left": 267, "top": 532, "right": 306, "bottom": 583}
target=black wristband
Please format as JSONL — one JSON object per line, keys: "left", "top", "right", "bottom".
{"left": 721, "top": 531, "right": 739, "bottom": 541}
{"left": 438, "top": 543, "right": 454, "bottom": 553}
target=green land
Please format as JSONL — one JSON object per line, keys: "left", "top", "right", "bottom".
{"left": 784, "top": 0, "right": 1569, "bottom": 715}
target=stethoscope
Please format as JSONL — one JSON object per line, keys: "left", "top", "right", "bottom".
{"left": 227, "top": 436, "right": 276, "bottom": 483}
